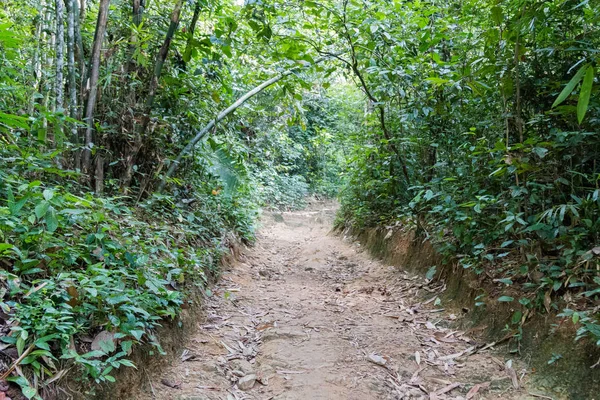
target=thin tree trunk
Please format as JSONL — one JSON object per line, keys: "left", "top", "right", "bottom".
{"left": 95, "top": 155, "right": 104, "bottom": 193}
{"left": 126, "top": 0, "right": 144, "bottom": 73}
{"left": 41, "top": 2, "right": 56, "bottom": 144}
{"left": 157, "top": 73, "right": 287, "bottom": 193}
{"left": 66, "top": 0, "right": 80, "bottom": 168}
{"left": 79, "top": 0, "right": 86, "bottom": 20}
{"left": 338, "top": 0, "right": 410, "bottom": 184}
{"left": 28, "top": 11, "right": 43, "bottom": 115}
{"left": 121, "top": 0, "right": 183, "bottom": 192}
{"left": 142, "top": 0, "right": 183, "bottom": 129}
{"left": 73, "top": 0, "right": 84, "bottom": 83}
{"left": 81, "top": 0, "right": 110, "bottom": 175}
{"left": 55, "top": 0, "right": 65, "bottom": 111}
{"left": 66, "top": 0, "right": 78, "bottom": 121}
{"left": 183, "top": 0, "right": 203, "bottom": 62}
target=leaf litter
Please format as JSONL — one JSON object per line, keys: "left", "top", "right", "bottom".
{"left": 129, "top": 201, "right": 552, "bottom": 400}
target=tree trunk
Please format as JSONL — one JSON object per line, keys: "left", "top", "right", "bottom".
{"left": 28, "top": 10, "right": 43, "bottom": 115}
{"left": 41, "top": 1, "right": 56, "bottom": 144}
{"left": 55, "top": 0, "right": 65, "bottom": 112}
{"left": 183, "top": 0, "right": 203, "bottom": 63}
{"left": 142, "top": 0, "right": 183, "bottom": 129}
{"left": 81, "top": 0, "right": 110, "bottom": 175}
{"left": 95, "top": 155, "right": 104, "bottom": 193}
{"left": 157, "top": 75, "right": 290, "bottom": 193}
{"left": 79, "top": 0, "right": 86, "bottom": 20}
{"left": 72, "top": 0, "right": 84, "bottom": 84}
{"left": 126, "top": 0, "right": 144, "bottom": 74}
{"left": 66, "top": 0, "right": 80, "bottom": 168}
{"left": 121, "top": 0, "right": 183, "bottom": 192}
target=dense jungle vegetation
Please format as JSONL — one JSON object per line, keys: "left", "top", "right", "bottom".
{"left": 0, "top": 0, "right": 598, "bottom": 397}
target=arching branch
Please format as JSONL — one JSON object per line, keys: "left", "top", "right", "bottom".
{"left": 156, "top": 56, "right": 337, "bottom": 194}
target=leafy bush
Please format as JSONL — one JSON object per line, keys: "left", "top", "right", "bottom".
{"left": 0, "top": 146, "right": 247, "bottom": 398}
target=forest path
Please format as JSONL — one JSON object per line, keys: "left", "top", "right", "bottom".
{"left": 133, "top": 200, "right": 539, "bottom": 400}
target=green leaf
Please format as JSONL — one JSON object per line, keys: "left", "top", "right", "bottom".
{"left": 426, "top": 77, "right": 449, "bottom": 85}
{"left": 498, "top": 296, "right": 514, "bottom": 302}
{"left": 0, "top": 112, "right": 30, "bottom": 130}
{"left": 552, "top": 64, "right": 587, "bottom": 108}
{"left": 42, "top": 189, "right": 54, "bottom": 201}
{"left": 577, "top": 66, "right": 594, "bottom": 124}
{"left": 532, "top": 147, "right": 548, "bottom": 158}
{"left": 9, "top": 195, "right": 29, "bottom": 215}
{"left": 0, "top": 243, "right": 14, "bottom": 254}
{"left": 128, "top": 330, "right": 145, "bottom": 341}
{"left": 22, "top": 386, "right": 37, "bottom": 399}
{"left": 45, "top": 208, "right": 59, "bottom": 232}
{"left": 511, "top": 310, "right": 522, "bottom": 324}
{"left": 426, "top": 265, "right": 437, "bottom": 280}
{"left": 118, "top": 359, "right": 136, "bottom": 368}
{"left": 99, "top": 337, "right": 116, "bottom": 354}
{"left": 34, "top": 201, "right": 50, "bottom": 218}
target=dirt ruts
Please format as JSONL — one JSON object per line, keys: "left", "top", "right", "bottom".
{"left": 131, "top": 200, "right": 550, "bottom": 400}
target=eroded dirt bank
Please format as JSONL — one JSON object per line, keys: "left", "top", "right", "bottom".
{"left": 130, "top": 201, "right": 550, "bottom": 400}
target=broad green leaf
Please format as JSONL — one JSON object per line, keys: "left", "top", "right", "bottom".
{"left": 43, "top": 189, "right": 54, "bottom": 201}
{"left": 0, "top": 243, "right": 14, "bottom": 254}
{"left": 532, "top": 147, "right": 548, "bottom": 158}
{"left": 22, "top": 386, "right": 37, "bottom": 399}
{"left": 45, "top": 208, "right": 59, "bottom": 232}
{"left": 0, "top": 112, "right": 29, "bottom": 130}
{"left": 98, "top": 337, "right": 116, "bottom": 354}
{"left": 511, "top": 310, "right": 522, "bottom": 324}
{"left": 34, "top": 201, "right": 50, "bottom": 218}
{"left": 577, "top": 66, "right": 594, "bottom": 124}
{"left": 552, "top": 64, "right": 587, "bottom": 108}
{"left": 9, "top": 196, "right": 29, "bottom": 215}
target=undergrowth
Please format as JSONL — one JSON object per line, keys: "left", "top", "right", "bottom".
{"left": 0, "top": 146, "right": 254, "bottom": 398}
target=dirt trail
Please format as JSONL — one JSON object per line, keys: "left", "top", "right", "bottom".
{"left": 133, "top": 200, "right": 541, "bottom": 400}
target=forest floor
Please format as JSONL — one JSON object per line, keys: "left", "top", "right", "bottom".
{"left": 132, "top": 200, "right": 553, "bottom": 400}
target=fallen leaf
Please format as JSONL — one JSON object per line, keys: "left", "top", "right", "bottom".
{"left": 66, "top": 286, "right": 79, "bottom": 307}
{"left": 161, "top": 378, "right": 182, "bottom": 389}
{"left": 466, "top": 381, "right": 490, "bottom": 399}
{"left": 367, "top": 353, "right": 388, "bottom": 367}
{"left": 181, "top": 349, "right": 198, "bottom": 362}
{"left": 543, "top": 290, "right": 552, "bottom": 313}
{"left": 256, "top": 322, "right": 275, "bottom": 331}
{"left": 433, "top": 382, "right": 461, "bottom": 396}
{"left": 505, "top": 364, "right": 520, "bottom": 389}
{"left": 91, "top": 331, "right": 115, "bottom": 354}
{"left": 415, "top": 351, "right": 421, "bottom": 365}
